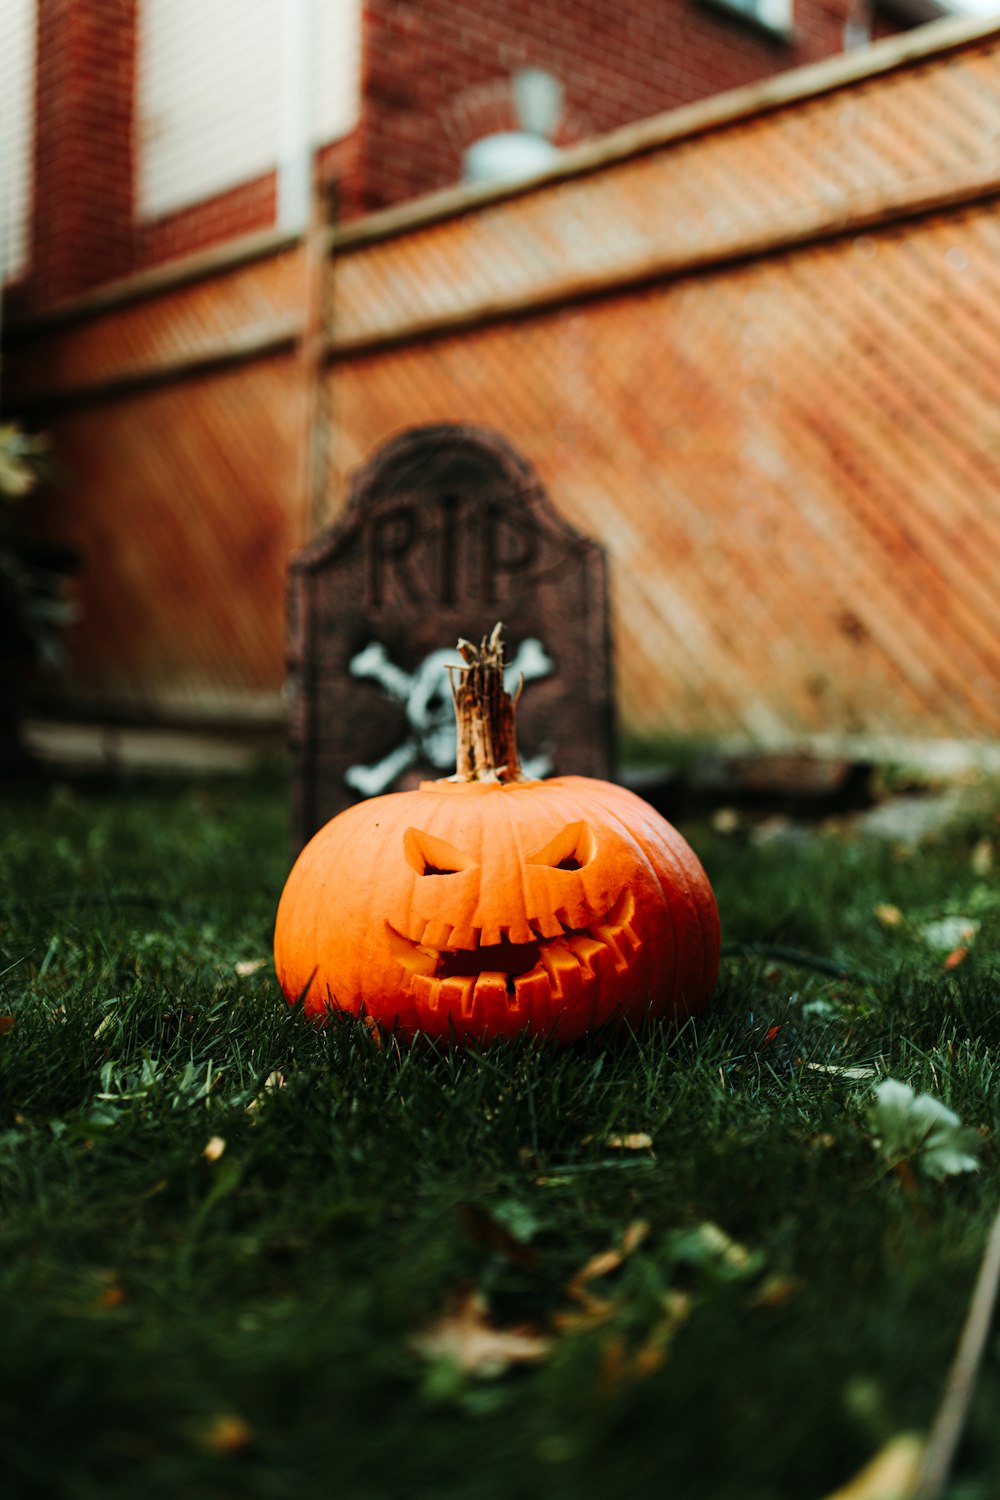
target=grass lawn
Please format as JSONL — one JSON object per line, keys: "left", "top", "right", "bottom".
{"left": 1, "top": 762, "right": 998, "bottom": 1500}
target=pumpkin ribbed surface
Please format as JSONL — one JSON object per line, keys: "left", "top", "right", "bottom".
{"left": 273, "top": 774, "right": 720, "bottom": 1044}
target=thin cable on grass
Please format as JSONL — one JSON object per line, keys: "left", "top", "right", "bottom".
{"left": 721, "top": 942, "right": 873, "bottom": 983}
{"left": 911, "top": 1200, "right": 1000, "bottom": 1500}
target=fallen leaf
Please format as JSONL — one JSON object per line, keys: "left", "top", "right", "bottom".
{"left": 808, "top": 1062, "right": 879, "bottom": 1081}
{"left": 919, "top": 916, "right": 979, "bottom": 952}
{"left": 567, "top": 1220, "right": 650, "bottom": 1302}
{"left": 245, "top": 1071, "right": 286, "bottom": 1113}
{"left": 870, "top": 1079, "right": 982, "bottom": 1181}
{"left": 552, "top": 1292, "right": 615, "bottom": 1333}
{"left": 411, "top": 1290, "right": 550, "bottom": 1378}
{"left": 970, "top": 837, "right": 993, "bottom": 875}
{"left": 874, "top": 903, "right": 904, "bottom": 928}
{"left": 752, "top": 1274, "right": 800, "bottom": 1310}
{"left": 96, "top": 1281, "right": 127, "bottom": 1310}
{"left": 942, "top": 946, "right": 969, "bottom": 971}
{"left": 0, "top": 1015, "right": 14, "bottom": 1035}
{"left": 670, "top": 1221, "right": 758, "bottom": 1276}
{"left": 569, "top": 1247, "right": 628, "bottom": 1294}
{"left": 605, "top": 1132, "right": 654, "bottom": 1151}
{"left": 597, "top": 1290, "right": 693, "bottom": 1389}
{"left": 820, "top": 1433, "right": 924, "bottom": 1500}
{"left": 203, "top": 1135, "right": 227, "bottom": 1162}
{"left": 93, "top": 1270, "right": 127, "bottom": 1310}
{"left": 458, "top": 1201, "right": 537, "bottom": 1267}
{"left": 235, "top": 958, "right": 268, "bottom": 977}
{"left": 620, "top": 1220, "right": 650, "bottom": 1256}
{"left": 196, "top": 1412, "right": 254, "bottom": 1454}
{"left": 712, "top": 808, "right": 741, "bottom": 835}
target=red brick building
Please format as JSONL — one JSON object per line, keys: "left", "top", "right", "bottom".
{"left": 2, "top": 0, "right": 948, "bottom": 318}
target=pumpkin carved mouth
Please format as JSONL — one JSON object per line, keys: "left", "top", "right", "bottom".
{"left": 386, "top": 888, "right": 641, "bottom": 1018}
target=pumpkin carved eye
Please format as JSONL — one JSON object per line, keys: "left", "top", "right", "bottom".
{"left": 526, "top": 821, "right": 597, "bottom": 872}
{"left": 403, "top": 827, "right": 474, "bottom": 877}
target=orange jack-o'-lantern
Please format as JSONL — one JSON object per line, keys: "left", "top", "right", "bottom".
{"left": 274, "top": 627, "right": 720, "bottom": 1044}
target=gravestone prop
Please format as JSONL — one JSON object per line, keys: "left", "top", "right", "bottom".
{"left": 286, "top": 423, "right": 614, "bottom": 850}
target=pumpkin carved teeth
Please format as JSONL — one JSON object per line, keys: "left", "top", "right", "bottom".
{"left": 385, "top": 889, "right": 640, "bottom": 1011}
{"left": 274, "top": 627, "right": 720, "bottom": 1043}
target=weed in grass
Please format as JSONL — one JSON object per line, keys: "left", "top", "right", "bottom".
{"left": 0, "top": 769, "right": 998, "bottom": 1499}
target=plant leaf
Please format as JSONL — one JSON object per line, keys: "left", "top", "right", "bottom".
{"left": 411, "top": 1291, "right": 551, "bottom": 1379}
{"left": 820, "top": 1433, "right": 924, "bottom": 1500}
{"left": 918, "top": 916, "right": 979, "bottom": 952}
{"left": 870, "top": 1080, "right": 982, "bottom": 1181}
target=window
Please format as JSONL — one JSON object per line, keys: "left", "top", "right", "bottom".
{"left": 137, "top": 0, "right": 362, "bottom": 224}
{"left": 703, "top": 0, "right": 793, "bottom": 38}
{"left": 0, "top": 0, "right": 36, "bottom": 283}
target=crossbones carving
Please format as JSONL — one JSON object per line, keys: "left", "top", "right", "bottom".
{"left": 345, "top": 637, "right": 554, "bottom": 798}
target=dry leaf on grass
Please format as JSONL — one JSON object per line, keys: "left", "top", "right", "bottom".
{"left": 751, "top": 1273, "right": 801, "bottom": 1310}
{"left": 94, "top": 1272, "right": 127, "bottom": 1310}
{"left": 598, "top": 1291, "right": 693, "bottom": 1389}
{"left": 566, "top": 1219, "right": 650, "bottom": 1303}
{"left": 411, "top": 1290, "right": 551, "bottom": 1379}
{"left": 919, "top": 917, "right": 979, "bottom": 953}
{"left": 245, "top": 1071, "right": 285, "bottom": 1114}
{"left": 820, "top": 1433, "right": 924, "bottom": 1500}
{"left": 970, "top": 838, "right": 993, "bottom": 875}
{"left": 195, "top": 1412, "right": 254, "bottom": 1455}
{"left": 556, "top": 1218, "right": 692, "bottom": 1386}
{"left": 234, "top": 958, "right": 268, "bottom": 977}
{"left": 555, "top": 1220, "right": 652, "bottom": 1331}
{"left": 807, "top": 1062, "right": 879, "bottom": 1081}
{"left": 605, "top": 1131, "right": 654, "bottom": 1151}
{"left": 870, "top": 1080, "right": 982, "bottom": 1181}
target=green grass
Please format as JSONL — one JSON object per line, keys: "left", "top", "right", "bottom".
{"left": 1, "top": 765, "right": 999, "bottom": 1500}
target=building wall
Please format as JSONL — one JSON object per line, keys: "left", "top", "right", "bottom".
{"left": 136, "top": 0, "right": 361, "bottom": 221}
{"left": 357, "top": 0, "right": 871, "bottom": 211}
{"left": 26, "top": 0, "right": 138, "bottom": 309}
{"left": 0, "top": 0, "right": 36, "bottom": 282}
{"left": 323, "top": 16, "right": 1000, "bottom": 754}
{"left": 5, "top": 17, "right": 999, "bottom": 757}
{"left": 4, "top": 241, "right": 312, "bottom": 724}
{"left": 3, "top": 0, "right": 917, "bottom": 316}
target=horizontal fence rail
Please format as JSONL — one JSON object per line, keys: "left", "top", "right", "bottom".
{"left": 5, "top": 15, "right": 1000, "bottom": 750}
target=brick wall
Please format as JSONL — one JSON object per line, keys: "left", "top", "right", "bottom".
{"left": 21, "top": 0, "right": 138, "bottom": 312}
{"left": 355, "top": 0, "right": 881, "bottom": 211}
{"left": 9, "top": 0, "right": 910, "bottom": 316}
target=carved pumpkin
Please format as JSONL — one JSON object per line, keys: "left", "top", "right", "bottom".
{"left": 274, "top": 627, "right": 720, "bottom": 1044}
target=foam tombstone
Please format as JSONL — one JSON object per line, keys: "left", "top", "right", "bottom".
{"left": 273, "top": 626, "right": 720, "bottom": 1044}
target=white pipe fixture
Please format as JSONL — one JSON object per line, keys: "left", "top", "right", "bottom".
{"left": 462, "top": 67, "right": 563, "bottom": 186}
{"left": 278, "top": 0, "right": 312, "bottom": 231}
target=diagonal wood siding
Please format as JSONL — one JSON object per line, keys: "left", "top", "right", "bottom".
{"left": 26, "top": 353, "right": 306, "bottom": 721}
{"left": 323, "top": 15, "right": 1000, "bottom": 753}
{"left": 5, "top": 16, "right": 1000, "bottom": 754}
{"left": 4, "top": 234, "right": 309, "bottom": 725}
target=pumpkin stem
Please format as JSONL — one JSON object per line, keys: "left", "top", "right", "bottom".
{"left": 448, "top": 622, "right": 523, "bottom": 783}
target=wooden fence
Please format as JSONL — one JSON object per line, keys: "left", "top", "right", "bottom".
{"left": 6, "top": 12, "right": 1000, "bottom": 757}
